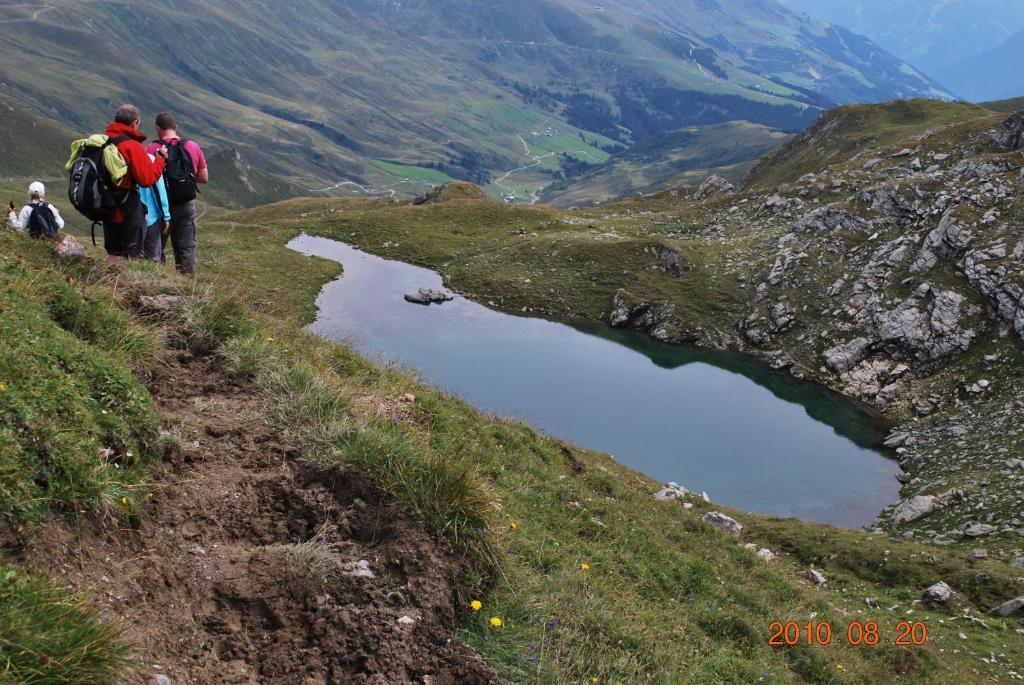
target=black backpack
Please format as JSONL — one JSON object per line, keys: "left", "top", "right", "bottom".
{"left": 27, "top": 202, "right": 59, "bottom": 239}
{"left": 162, "top": 139, "right": 197, "bottom": 204}
{"left": 67, "top": 134, "right": 131, "bottom": 229}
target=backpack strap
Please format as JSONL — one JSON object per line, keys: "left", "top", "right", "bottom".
{"left": 104, "top": 134, "right": 132, "bottom": 148}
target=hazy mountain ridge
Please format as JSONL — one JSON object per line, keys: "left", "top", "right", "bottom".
{"left": 0, "top": 0, "right": 949, "bottom": 199}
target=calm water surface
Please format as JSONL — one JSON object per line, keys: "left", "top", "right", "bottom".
{"left": 289, "top": 234, "right": 900, "bottom": 527}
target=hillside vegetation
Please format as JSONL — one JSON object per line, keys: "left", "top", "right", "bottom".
{"left": 0, "top": 0, "right": 946, "bottom": 201}
{"left": 3, "top": 207, "right": 1024, "bottom": 683}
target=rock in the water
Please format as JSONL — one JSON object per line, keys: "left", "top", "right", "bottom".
{"left": 55, "top": 234, "right": 86, "bottom": 258}
{"left": 923, "top": 581, "right": 953, "bottom": 604}
{"left": 824, "top": 337, "right": 871, "bottom": 373}
{"left": 809, "top": 569, "right": 828, "bottom": 586}
{"left": 404, "top": 288, "right": 454, "bottom": 305}
{"left": 608, "top": 290, "right": 692, "bottom": 343}
{"left": 694, "top": 174, "right": 735, "bottom": 200}
{"left": 891, "top": 495, "right": 941, "bottom": 526}
{"left": 702, "top": 511, "right": 742, "bottom": 536}
{"left": 991, "top": 112, "right": 1024, "bottom": 151}
{"left": 987, "top": 596, "right": 1024, "bottom": 617}
{"left": 964, "top": 523, "right": 996, "bottom": 538}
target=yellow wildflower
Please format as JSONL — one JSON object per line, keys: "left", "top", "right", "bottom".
{"left": 489, "top": 617, "right": 503, "bottom": 628}
{"left": 267, "top": 336, "right": 275, "bottom": 342}
{"left": 509, "top": 521, "right": 518, "bottom": 530}
{"left": 0, "top": 382, "right": 6, "bottom": 391}
{"left": 120, "top": 497, "right": 128, "bottom": 506}
{"left": 470, "top": 600, "right": 483, "bottom": 612}
{"left": 836, "top": 664, "right": 845, "bottom": 670}
{"left": 580, "top": 563, "right": 591, "bottom": 571}
{"left": 591, "top": 679, "right": 599, "bottom": 684}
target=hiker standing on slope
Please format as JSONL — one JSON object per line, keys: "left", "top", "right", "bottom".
{"left": 138, "top": 154, "right": 172, "bottom": 262}
{"left": 147, "top": 112, "right": 208, "bottom": 275}
{"left": 101, "top": 104, "right": 168, "bottom": 263}
{"left": 7, "top": 181, "right": 64, "bottom": 238}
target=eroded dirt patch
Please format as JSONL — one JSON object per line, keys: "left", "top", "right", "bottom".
{"left": 5, "top": 352, "right": 497, "bottom": 684}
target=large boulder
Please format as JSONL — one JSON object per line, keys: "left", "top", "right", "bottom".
{"left": 702, "top": 511, "right": 742, "bottom": 536}
{"left": 991, "top": 112, "right": 1024, "bottom": 151}
{"left": 891, "top": 495, "right": 941, "bottom": 526}
{"left": 987, "top": 596, "right": 1024, "bottom": 617}
{"left": 869, "top": 283, "right": 975, "bottom": 363}
{"left": 824, "top": 337, "right": 871, "bottom": 373}
{"left": 55, "top": 234, "right": 86, "bottom": 259}
{"left": 922, "top": 581, "right": 953, "bottom": 604}
{"left": 693, "top": 175, "right": 735, "bottom": 200}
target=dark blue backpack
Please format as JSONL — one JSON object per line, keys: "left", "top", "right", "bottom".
{"left": 27, "top": 202, "right": 59, "bottom": 239}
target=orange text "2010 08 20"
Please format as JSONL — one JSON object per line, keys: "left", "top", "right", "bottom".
{"left": 768, "top": 620, "right": 928, "bottom": 646}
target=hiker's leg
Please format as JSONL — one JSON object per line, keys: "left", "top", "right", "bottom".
{"left": 123, "top": 201, "right": 147, "bottom": 260}
{"left": 170, "top": 200, "right": 198, "bottom": 276}
{"left": 142, "top": 222, "right": 163, "bottom": 262}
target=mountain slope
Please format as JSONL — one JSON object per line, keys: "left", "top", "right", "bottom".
{"left": 782, "top": 0, "right": 1024, "bottom": 101}
{"left": 541, "top": 120, "right": 790, "bottom": 207}
{"left": 0, "top": 0, "right": 948, "bottom": 200}
{"left": 936, "top": 29, "right": 1024, "bottom": 102}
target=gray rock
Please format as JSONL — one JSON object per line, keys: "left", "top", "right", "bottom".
{"left": 1010, "top": 557, "right": 1024, "bottom": 567}
{"left": 987, "top": 596, "right": 1024, "bottom": 617}
{"left": 343, "top": 559, "right": 375, "bottom": 578}
{"left": 964, "top": 523, "right": 996, "bottom": 538}
{"left": 809, "top": 569, "right": 828, "bottom": 586}
{"left": 910, "top": 208, "right": 972, "bottom": 275}
{"left": 824, "top": 337, "right": 871, "bottom": 373}
{"left": 869, "top": 283, "right": 975, "bottom": 363}
{"left": 608, "top": 290, "right": 691, "bottom": 344}
{"left": 971, "top": 548, "right": 988, "bottom": 559}
{"left": 702, "top": 511, "right": 742, "bottom": 536}
{"left": 654, "top": 482, "right": 687, "bottom": 501}
{"left": 694, "top": 174, "right": 736, "bottom": 200}
{"left": 139, "top": 294, "right": 184, "bottom": 312}
{"left": 770, "top": 302, "right": 796, "bottom": 332}
{"left": 404, "top": 288, "right": 454, "bottom": 305}
{"left": 923, "top": 581, "right": 953, "bottom": 604}
{"left": 152, "top": 676, "right": 173, "bottom": 685}
{"left": 796, "top": 206, "right": 870, "bottom": 234}
{"left": 55, "top": 234, "right": 86, "bottom": 258}
{"left": 891, "top": 495, "right": 941, "bottom": 526}
{"left": 991, "top": 112, "right": 1024, "bottom": 151}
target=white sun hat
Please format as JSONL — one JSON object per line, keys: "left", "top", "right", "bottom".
{"left": 28, "top": 181, "right": 45, "bottom": 197}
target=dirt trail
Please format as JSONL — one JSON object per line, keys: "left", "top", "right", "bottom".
{"left": 6, "top": 349, "right": 497, "bottom": 684}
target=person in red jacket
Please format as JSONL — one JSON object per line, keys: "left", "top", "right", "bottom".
{"left": 102, "top": 104, "right": 168, "bottom": 263}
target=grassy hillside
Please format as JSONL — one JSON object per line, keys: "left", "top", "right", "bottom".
{"left": 0, "top": 0, "right": 948, "bottom": 202}
{"left": 4, "top": 216, "right": 1024, "bottom": 683}
{"left": 984, "top": 96, "right": 1024, "bottom": 113}
{"left": 543, "top": 121, "right": 791, "bottom": 207}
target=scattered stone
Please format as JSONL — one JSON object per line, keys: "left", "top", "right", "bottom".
{"left": 987, "top": 596, "right": 1024, "bottom": 617}
{"left": 756, "top": 548, "right": 776, "bottom": 562}
{"left": 971, "top": 548, "right": 988, "bottom": 560}
{"left": 864, "top": 597, "right": 878, "bottom": 608}
{"left": 922, "top": 581, "right": 953, "bottom": 604}
{"left": 809, "top": 569, "right": 828, "bottom": 587}
{"left": 397, "top": 615, "right": 416, "bottom": 626}
{"left": 654, "top": 482, "right": 687, "bottom": 501}
{"left": 964, "top": 523, "right": 996, "bottom": 538}
{"left": 139, "top": 294, "right": 184, "bottom": 312}
{"left": 702, "top": 511, "right": 742, "bottom": 536}
{"left": 891, "top": 495, "right": 941, "bottom": 526}
{"left": 343, "top": 559, "right": 375, "bottom": 578}
{"left": 152, "top": 676, "right": 173, "bottom": 685}
{"left": 55, "top": 234, "right": 86, "bottom": 258}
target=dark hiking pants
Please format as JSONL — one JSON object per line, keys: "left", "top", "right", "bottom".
{"left": 143, "top": 222, "right": 163, "bottom": 262}
{"left": 168, "top": 199, "right": 198, "bottom": 275}
{"left": 102, "top": 190, "right": 145, "bottom": 258}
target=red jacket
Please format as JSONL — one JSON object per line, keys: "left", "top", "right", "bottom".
{"left": 104, "top": 122, "right": 165, "bottom": 189}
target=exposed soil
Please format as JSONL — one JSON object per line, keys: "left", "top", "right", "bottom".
{"left": 4, "top": 351, "right": 498, "bottom": 684}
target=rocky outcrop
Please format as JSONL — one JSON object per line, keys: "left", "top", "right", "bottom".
{"left": 909, "top": 208, "right": 972, "bottom": 275}
{"left": 991, "top": 112, "right": 1024, "bottom": 151}
{"left": 824, "top": 338, "right": 871, "bottom": 373}
{"left": 962, "top": 245, "right": 1024, "bottom": 340}
{"left": 795, "top": 206, "right": 870, "bottom": 234}
{"left": 648, "top": 243, "right": 690, "bottom": 277}
{"left": 869, "top": 283, "right": 975, "bottom": 363}
{"left": 987, "top": 596, "right": 1024, "bottom": 617}
{"left": 608, "top": 290, "right": 693, "bottom": 343}
{"left": 694, "top": 174, "right": 735, "bottom": 201}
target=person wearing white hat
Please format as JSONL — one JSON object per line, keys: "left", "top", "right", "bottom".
{"left": 8, "top": 181, "right": 65, "bottom": 237}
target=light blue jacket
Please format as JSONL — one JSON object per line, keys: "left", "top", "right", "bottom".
{"left": 138, "top": 156, "right": 171, "bottom": 227}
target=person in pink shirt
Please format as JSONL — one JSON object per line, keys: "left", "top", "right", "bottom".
{"left": 146, "top": 111, "right": 209, "bottom": 275}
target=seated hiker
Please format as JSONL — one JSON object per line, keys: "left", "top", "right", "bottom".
{"left": 138, "top": 154, "right": 172, "bottom": 262}
{"left": 7, "top": 181, "right": 65, "bottom": 239}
